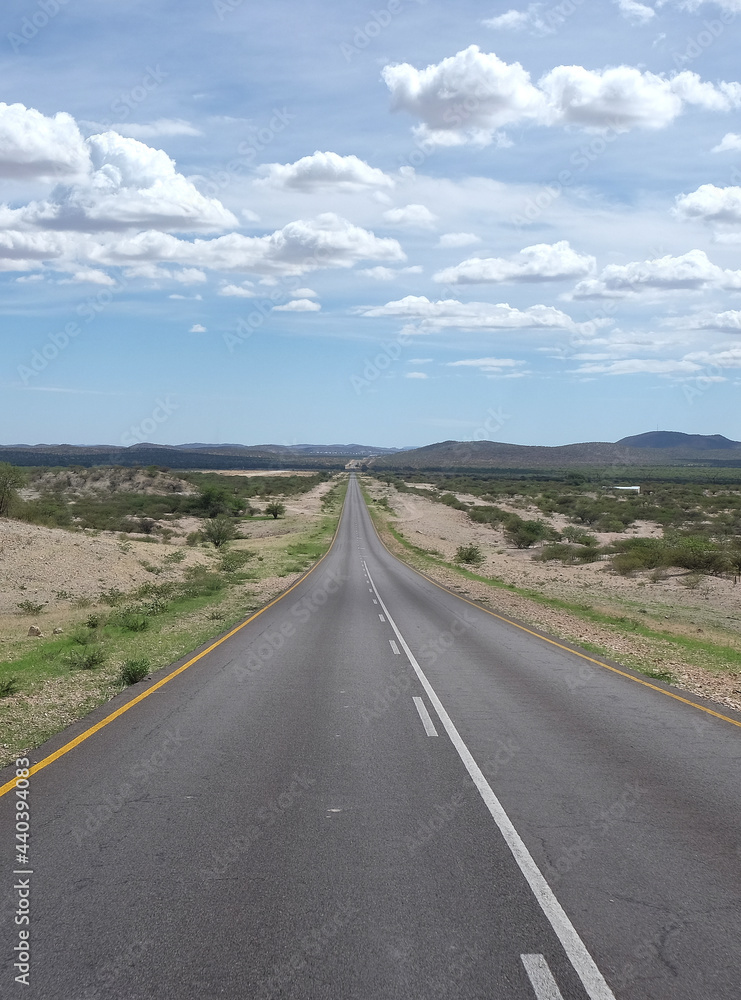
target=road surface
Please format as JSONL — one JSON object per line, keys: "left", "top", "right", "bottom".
{"left": 2, "top": 474, "right": 740, "bottom": 998}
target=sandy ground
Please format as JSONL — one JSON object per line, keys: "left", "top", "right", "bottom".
{"left": 0, "top": 476, "right": 339, "bottom": 644}
{"left": 362, "top": 479, "right": 741, "bottom": 714}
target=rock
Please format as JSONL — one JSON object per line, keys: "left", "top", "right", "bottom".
{"left": 27, "top": 625, "right": 43, "bottom": 637}
{"left": 53, "top": 627, "right": 63, "bottom": 635}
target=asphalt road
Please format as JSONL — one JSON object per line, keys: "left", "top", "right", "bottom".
{"left": 2, "top": 474, "right": 740, "bottom": 999}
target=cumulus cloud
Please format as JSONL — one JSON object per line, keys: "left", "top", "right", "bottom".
{"left": 0, "top": 103, "right": 88, "bottom": 179}
{"left": 13, "top": 131, "right": 238, "bottom": 233}
{"left": 435, "top": 241, "right": 595, "bottom": 284}
{"left": 273, "top": 298, "right": 322, "bottom": 312}
{"left": 675, "top": 184, "right": 741, "bottom": 227}
{"left": 58, "top": 268, "right": 117, "bottom": 286}
{"left": 483, "top": 7, "right": 539, "bottom": 31}
{"left": 615, "top": 0, "right": 655, "bottom": 24}
{"left": 219, "top": 284, "right": 255, "bottom": 297}
{"left": 382, "top": 46, "right": 741, "bottom": 145}
{"left": 189, "top": 324, "right": 207, "bottom": 333}
{"left": 293, "top": 287, "right": 318, "bottom": 297}
{"left": 258, "top": 151, "right": 394, "bottom": 192}
{"left": 572, "top": 249, "right": 741, "bottom": 297}
{"left": 405, "top": 371, "right": 429, "bottom": 378}
{"left": 359, "top": 295, "right": 588, "bottom": 333}
{"left": 437, "top": 232, "right": 481, "bottom": 248}
{"left": 711, "top": 132, "right": 741, "bottom": 152}
{"left": 88, "top": 214, "right": 406, "bottom": 278}
{"left": 382, "top": 204, "right": 437, "bottom": 228}
{"left": 670, "top": 309, "right": 741, "bottom": 333}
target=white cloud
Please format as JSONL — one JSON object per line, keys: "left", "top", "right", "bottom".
{"left": 670, "top": 309, "right": 741, "bottom": 332}
{"left": 273, "top": 298, "right": 322, "bottom": 312}
{"left": 292, "top": 287, "right": 318, "bottom": 297}
{"left": 258, "top": 151, "right": 394, "bottom": 192}
{"left": 9, "top": 130, "right": 238, "bottom": 234}
{"left": 383, "top": 47, "right": 545, "bottom": 147}
{"left": 108, "top": 119, "right": 203, "bottom": 139}
{"left": 437, "top": 232, "right": 481, "bottom": 248}
{"left": 408, "top": 357, "right": 433, "bottom": 363}
{"left": 0, "top": 102, "right": 88, "bottom": 179}
{"left": 189, "top": 324, "right": 207, "bottom": 333}
{"left": 359, "top": 265, "right": 423, "bottom": 280}
{"left": 572, "top": 358, "right": 702, "bottom": 375}
{"left": 711, "top": 132, "right": 741, "bottom": 152}
{"left": 172, "top": 268, "right": 207, "bottom": 284}
{"left": 483, "top": 8, "right": 536, "bottom": 30}
{"left": 435, "top": 241, "right": 595, "bottom": 284}
{"left": 169, "top": 293, "right": 202, "bottom": 300}
{"left": 94, "top": 214, "right": 406, "bottom": 277}
{"left": 359, "top": 295, "right": 589, "bottom": 333}
{"left": 615, "top": 0, "right": 655, "bottom": 24}
{"left": 572, "top": 249, "right": 741, "bottom": 297}
{"left": 447, "top": 357, "right": 524, "bottom": 371}
{"left": 382, "top": 46, "right": 741, "bottom": 146}
{"left": 405, "top": 371, "right": 429, "bottom": 378}
{"left": 675, "top": 184, "right": 741, "bottom": 227}
{"left": 58, "top": 268, "right": 116, "bottom": 285}
{"left": 382, "top": 204, "right": 437, "bottom": 228}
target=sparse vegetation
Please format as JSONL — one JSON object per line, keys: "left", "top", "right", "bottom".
{"left": 120, "top": 658, "right": 150, "bottom": 686}
{"left": 455, "top": 544, "right": 483, "bottom": 565}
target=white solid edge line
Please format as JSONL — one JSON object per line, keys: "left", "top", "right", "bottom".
{"left": 362, "top": 560, "right": 616, "bottom": 1000}
{"left": 521, "top": 955, "right": 566, "bottom": 1000}
{"left": 413, "top": 696, "right": 439, "bottom": 737}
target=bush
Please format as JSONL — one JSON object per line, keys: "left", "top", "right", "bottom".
{"left": 17, "top": 600, "right": 44, "bottom": 615}
{"left": 219, "top": 550, "right": 253, "bottom": 573}
{"left": 455, "top": 544, "right": 483, "bottom": 565}
{"left": 203, "top": 515, "right": 237, "bottom": 549}
{"left": 67, "top": 646, "right": 107, "bottom": 670}
{"left": 0, "top": 463, "right": 25, "bottom": 517}
{"left": 100, "top": 588, "right": 124, "bottom": 606}
{"left": 0, "top": 676, "right": 19, "bottom": 698}
{"left": 120, "top": 658, "right": 150, "bottom": 685}
{"left": 182, "top": 566, "right": 223, "bottom": 598}
{"left": 265, "top": 501, "right": 286, "bottom": 519}
{"left": 535, "top": 543, "right": 600, "bottom": 565}
{"left": 504, "top": 517, "right": 549, "bottom": 549}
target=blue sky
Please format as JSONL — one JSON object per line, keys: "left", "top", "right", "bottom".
{"left": 1, "top": 0, "right": 741, "bottom": 448}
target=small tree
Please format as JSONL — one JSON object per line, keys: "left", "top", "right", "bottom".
{"left": 203, "top": 515, "right": 237, "bottom": 548}
{"left": 0, "top": 463, "right": 25, "bottom": 517}
{"left": 265, "top": 501, "right": 286, "bottom": 519}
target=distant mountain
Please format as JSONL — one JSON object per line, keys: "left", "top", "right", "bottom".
{"left": 2, "top": 433, "right": 740, "bottom": 471}
{"left": 617, "top": 431, "right": 741, "bottom": 451}
{"left": 371, "top": 433, "right": 741, "bottom": 471}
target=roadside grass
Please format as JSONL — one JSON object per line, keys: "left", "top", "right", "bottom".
{"left": 0, "top": 477, "right": 347, "bottom": 767}
{"left": 361, "top": 485, "right": 741, "bottom": 682}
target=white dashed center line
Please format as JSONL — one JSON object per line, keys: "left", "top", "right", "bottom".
{"left": 521, "top": 955, "right": 565, "bottom": 1000}
{"left": 413, "top": 696, "right": 438, "bottom": 737}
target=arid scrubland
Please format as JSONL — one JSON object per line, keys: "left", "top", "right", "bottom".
{"left": 361, "top": 474, "right": 741, "bottom": 715}
{"left": 0, "top": 467, "right": 345, "bottom": 766}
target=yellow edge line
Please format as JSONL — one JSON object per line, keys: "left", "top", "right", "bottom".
{"left": 0, "top": 484, "right": 348, "bottom": 798}
{"left": 364, "top": 486, "right": 741, "bottom": 733}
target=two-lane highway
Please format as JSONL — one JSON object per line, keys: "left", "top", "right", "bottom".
{"left": 2, "top": 474, "right": 740, "bottom": 998}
